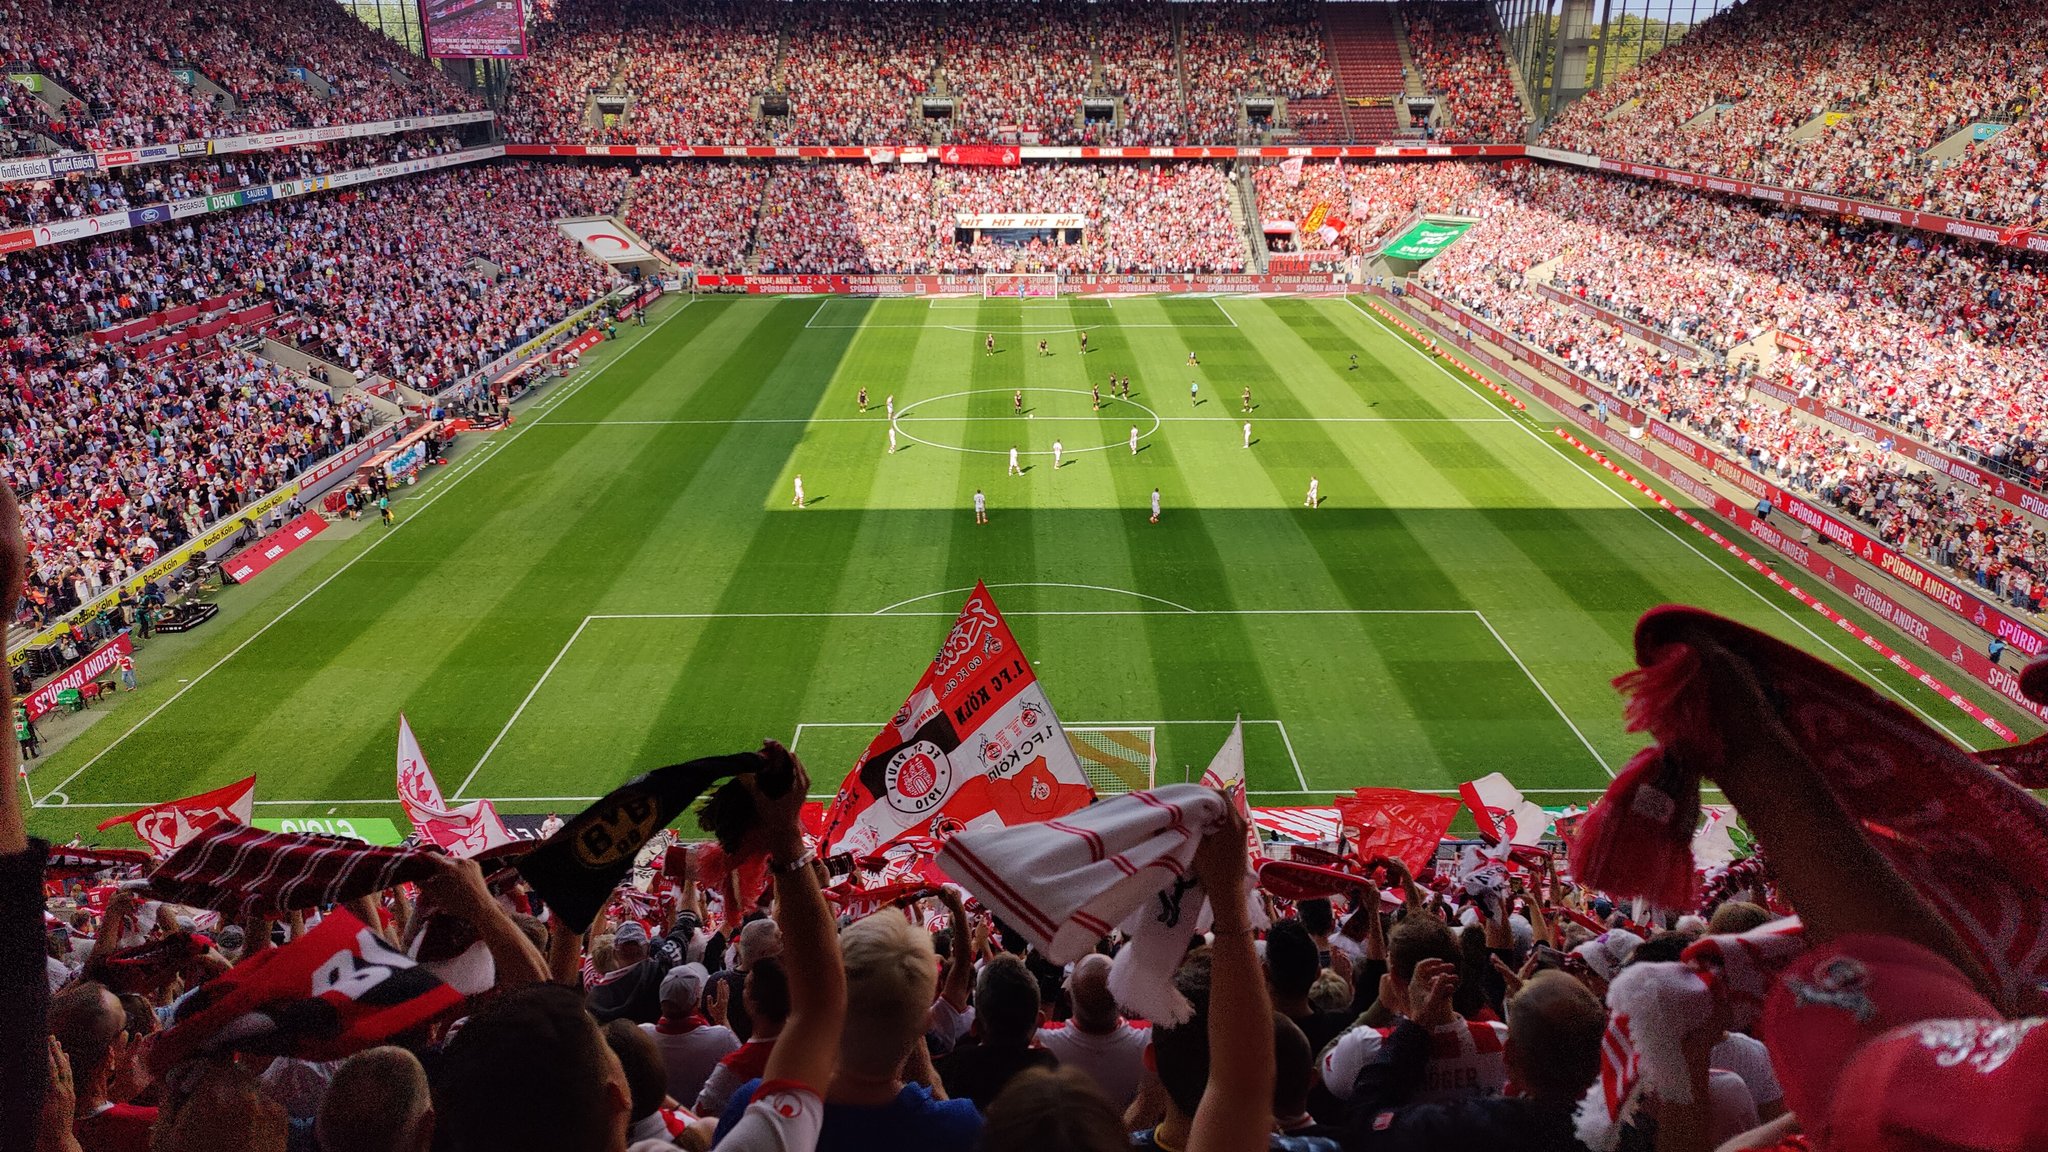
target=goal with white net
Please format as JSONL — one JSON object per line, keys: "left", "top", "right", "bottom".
{"left": 1067, "top": 726, "right": 1156, "bottom": 796}
{"left": 982, "top": 272, "right": 1061, "bottom": 299}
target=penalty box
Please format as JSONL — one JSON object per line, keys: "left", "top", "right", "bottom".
{"left": 452, "top": 603, "right": 1605, "bottom": 803}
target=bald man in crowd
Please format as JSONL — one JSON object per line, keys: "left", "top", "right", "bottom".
{"left": 1036, "top": 953, "right": 1151, "bottom": 1111}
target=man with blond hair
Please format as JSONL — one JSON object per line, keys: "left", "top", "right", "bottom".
{"left": 714, "top": 910, "right": 981, "bottom": 1150}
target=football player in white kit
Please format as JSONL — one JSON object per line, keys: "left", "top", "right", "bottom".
{"left": 1052, "top": 439, "right": 1064, "bottom": 469}
{"left": 1129, "top": 426, "right": 1140, "bottom": 455}
{"left": 1305, "top": 476, "right": 1319, "bottom": 509}
{"left": 793, "top": 474, "right": 806, "bottom": 508}
{"left": 1009, "top": 445, "right": 1022, "bottom": 476}
{"left": 1243, "top": 422, "right": 1252, "bottom": 448}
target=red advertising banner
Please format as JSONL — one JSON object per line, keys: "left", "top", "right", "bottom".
{"left": 222, "top": 512, "right": 329, "bottom": 585}
{"left": 551, "top": 329, "right": 604, "bottom": 362}
{"left": 25, "top": 633, "right": 135, "bottom": 719}
{"left": 939, "top": 144, "right": 1022, "bottom": 167}
{"left": 1372, "top": 291, "right": 2043, "bottom": 733}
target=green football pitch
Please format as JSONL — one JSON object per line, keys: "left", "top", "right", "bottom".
{"left": 24, "top": 292, "right": 2029, "bottom": 844}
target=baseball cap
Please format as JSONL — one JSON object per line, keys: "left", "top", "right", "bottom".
{"left": 660, "top": 963, "right": 710, "bottom": 1012}
{"left": 613, "top": 921, "right": 650, "bottom": 947}
{"left": 1764, "top": 933, "right": 2048, "bottom": 1152}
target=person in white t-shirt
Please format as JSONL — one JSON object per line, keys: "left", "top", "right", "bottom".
{"left": 1243, "top": 422, "right": 1252, "bottom": 449}
{"left": 1052, "top": 440, "right": 1064, "bottom": 469}
{"left": 792, "top": 475, "right": 805, "bottom": 508}
{"left": 1009, "top": 446, "right": 1022, "bottom": 476}
{"left": 1129, "top": 426, "right": 1139, "bottom": 455}
{"left": 1305, "top": 477, "right": 1319, "bottom": 509}
{"left": 1036, "top": 954, "right": 1149, "bottom": 1112}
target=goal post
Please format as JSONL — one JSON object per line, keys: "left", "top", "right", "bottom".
{"left": 1067, "top": 726, "right": 1156, "bottom": 796}
{"left": 982, "top": 272, "right": 1062, "bottom": 299}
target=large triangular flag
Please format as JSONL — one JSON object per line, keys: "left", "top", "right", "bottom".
{"left": 396, "top": 713, "right": 445, "bottom": 811}
{"left": 821, "top": 582, "right": 1093, "bottom": 859}
{"left": 1196, "top": 717, "right": 1261, "bottom": 859}
{"left": 98, "top": 776, "right": 256, "bottom": 857}
{"left": 1457, "top": 772, "right": 1550, "bottom": 848}
{"left": 394, "top": 715, "right": 516, "bottom": 859}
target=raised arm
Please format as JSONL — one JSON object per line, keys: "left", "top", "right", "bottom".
{"left": 750, "top": 741, "right": 845, "bottom": 1094}
{"left": 1186, "top": 795, "right": 1274, "bottom": 1152}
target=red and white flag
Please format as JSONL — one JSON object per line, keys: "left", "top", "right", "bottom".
{"left": 1458, "top": 772, "right": 1550, "bottom": 848}
{"left": 97, "top": 776, "right": 256, "bottom": 857}
{"left": 395, "top": 715, "right": 515, "bottom": 858}
{"left": 1279, "top": 156, "right": 1305, "bottom": 188}
{"left": 820, "top": 582, "right": 1093, "bottom": 860}
{"left": 1197, "top": 718, "right": 1262, "bottom": 860}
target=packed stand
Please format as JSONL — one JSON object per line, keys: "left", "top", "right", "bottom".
{"left": 0, "top": 0, "right": 478, "bottom": 154}
{"left": 1541, "top": 0, "right": 2048, "bottom": 229}
{"left": 1093, "top": 0, "right": 1186, "bottom": 145}
{"left": 1410, "top": 162, "right": 2048, "bottom": 605}
{"left": 625, "top": 164, "right": 770, "bottom": 273}
{"left": 752, "top": 165, "right": 938, "bottom": 273}
{"left": 939, "top": 2, "right": 1092, "bottom": 145}
{"left": 1254, "top": 159, "right": 1488, "bottom": 257}
{"left": 1177, "top": 3, "right": 1261, "bottom": 141}
{"left": 1, "top": 350, "right": 376, "bottom": 624}
{"left": 605, "top": 2, "right": 780, "bottom": 145}
{"left": 776, "top": 3, "right": 945, "bottom": 146}
{"left": 497, "top": 2, "right": 629, "bottom": 143}
{"left": 1399, "top": 2, "right": 1525, "bottom": 143}
{"left": 0, "top": 129, "right": 474, "bottom": 229}
{"left": 742, "top": 162, "right": 1243, "bottom": 274}
{"left": 18, "top": 596, "right": 2042, "bottom": 1152}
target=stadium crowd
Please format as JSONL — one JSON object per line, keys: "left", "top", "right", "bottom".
{"left": 0, "top": 160, "right": 624, "bottom": 622}
{"left": 1399, "top": 2, "right": 1525, "bottom": 144}
{"left": 1541, "top": 0, "right": 2048, "bottom": 229}
{"left": 734, "top": 161, "right": 1245, "bottom": 275}
{"left": 1394, "top": 161, "right": 2048, "bottom": 607}
{"left": 0, "top": 0, "right": 478, "bottom": 153}
{"left": 12, "top": 631, "right": 2037, "bottom": 1152}
{"left": 626, "top": 165, "right": 771, "bottom": 274}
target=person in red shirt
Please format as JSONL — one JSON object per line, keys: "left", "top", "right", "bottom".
{"left": 48, "top": 982, "right": 156, "bottom": 1152}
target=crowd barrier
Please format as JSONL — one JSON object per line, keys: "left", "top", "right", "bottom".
{"left": 0, "top": 111, "right": 495, "bottom": 186}
{"left": 0, "top": 145, "right": 505, "bottom": 256}
{"left": 1367, "top": 290, "right": 2046, "bottom": 733}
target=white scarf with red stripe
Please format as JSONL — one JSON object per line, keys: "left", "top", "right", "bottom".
{"left": 937, "top": 784, "right": 1249, "bottom": 1026}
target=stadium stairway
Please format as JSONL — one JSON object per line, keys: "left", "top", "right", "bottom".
{"left": 1321, "top": 3, "right": 1404, "bottom": 141}
{"left": 1228, "top": 164, "right": 1265, "bottom": 271}
{"left": 1489, "top": 4, "right": 1536, "bottom": 136}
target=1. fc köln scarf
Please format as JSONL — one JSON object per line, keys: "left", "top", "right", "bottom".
{"left": 147, "top": 908, "right": 460, "bottom": 1073}
{"left": 97, "top": 776, "right": 257, "bottom": 857}
{"left": 1573, "top": 605, "right": 2048, "bottom": 1013}
{"left": 820, "top": 582, "right": 1093, "bottom": 862}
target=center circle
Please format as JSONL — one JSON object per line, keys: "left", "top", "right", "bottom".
{"left": 892, "top": 388, "right": 1162, "bottom": 456}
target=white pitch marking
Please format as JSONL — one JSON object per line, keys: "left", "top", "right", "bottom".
{"left": 1345, "top": 295, "right": 1977, "bottom": 746}
{"left": 33, "top": 299, "right": 701, "bottom": 808}
{"left": 871, "top": 583, "right": 1198, "bottom": 615}
{"left": 1475, "top": 611, "right": 1612, "bottom": 776}
{"left": 454, "top": 615, "right": 595, "bottom": 799}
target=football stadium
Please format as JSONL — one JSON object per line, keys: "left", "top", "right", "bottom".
{"left": 7, "top": 0, "right": 2048, "bottom": 1148}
